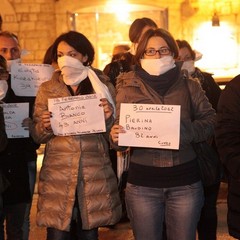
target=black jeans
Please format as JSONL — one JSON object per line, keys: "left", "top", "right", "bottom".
{"left": 0, "top": 202, "right": 27, "bottom": 240}
{"left": 47, "top": 227, "right": 98, "bottom": 240}
{"left": 197, "top": 182, "right": 220, "bottom": 240}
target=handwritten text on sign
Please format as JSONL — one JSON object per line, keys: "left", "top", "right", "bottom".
{"left": 118, "top": 103, "right": 181, "bottom": 149}
{"left": 11, "top": 63, "right": 54, "bottom": 96}
{"left": 48, "top": 94, "right": 106, "bottom": 136}
{"left": 2, "top": 102, "right": 29, "bottom": 138}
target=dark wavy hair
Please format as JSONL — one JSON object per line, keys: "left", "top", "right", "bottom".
{"left": 134, "top": 28, "right": 179, "bottom": 66}
{"left": 51, "top": 31, "right": 94, "bottom": 66}
{"left": 176, "top": 39, "right": 196, "bottom": 60}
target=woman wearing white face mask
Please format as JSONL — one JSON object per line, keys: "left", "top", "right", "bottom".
{"left": 110, "top": 28, "right": 216, "bottom": 240}
{"left": 31, "top": 31, "right": 121, "bottom": 240}
{"left": 177, "top": 39, "right": 222, "bottom": 240}
{"left": 176, "top": 39, "right": 221, "bottom": 110}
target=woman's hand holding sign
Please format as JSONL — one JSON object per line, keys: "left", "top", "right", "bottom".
{"left": 110, "top": 124, "right": 126, "bottom": 144}
{"left": 100, "top": 98, "right": 114, "bottom": 120}
{"left": 41, "top": 110, "right": 52, "bottom": 131}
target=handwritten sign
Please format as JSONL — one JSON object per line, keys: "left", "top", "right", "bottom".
{"left": 48, "top": 93, "right": 106, "bottom": 136}
{"left": 118, "top": 103, "right": 181, "bottom": 149}
{"left": 11, "top": 63, "right": 54, "bottom": 96}
{"left": 2, "top": 102, "right": 29, "bottom": 138}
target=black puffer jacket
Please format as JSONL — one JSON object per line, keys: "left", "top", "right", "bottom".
{"left": 215, "top": 75, "right": 240, "bottom": 239}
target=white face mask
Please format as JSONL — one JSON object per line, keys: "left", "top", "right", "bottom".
{"left": 181, "top": 60, "right": 195, "bottom": 75}
{"left": 140, "top": 56, "right": 176, "bottom": 76}
{"left": 57, "top": 56, "right": 88, "bottom": 86}
{"left": 0, "top": 80, "right": 8, "bottom": 100}
{"left": 7, "top": 58, "right": 21, "bottom": 73}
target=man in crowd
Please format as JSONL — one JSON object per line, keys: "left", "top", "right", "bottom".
{"left": 0, "top": 31, "right": 39, "bottom": 240}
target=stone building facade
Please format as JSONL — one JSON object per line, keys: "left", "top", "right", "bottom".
{"left": 1, "top": 0, "right": 56, "bottom": 63}
{"left": 1, "top": 0, "right": 240, "bottom": 79}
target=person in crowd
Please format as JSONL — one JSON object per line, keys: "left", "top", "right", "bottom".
{"left": 103, "top": 43, "right": 131, "bottom": 182}
{"left": 215, "top": 75, "right": 240, "bottom": 240}
{"left": 103, "top": 17, "right": 158, "bottom": 87}
{"left": 0, "top": 31, "right": 39, "bottom": 240}
{"left": 0, "top": 55, "right": 8, "bottom": 219}
{"left": 103, "top": 43, "right": 131, "bottom": 86}
{"left": 0, "top": 103, "right": 8, "bottom": 214}
{"left": 30, "top": 30, "right": 121, "bottom": 240}
{"left": 177, "top": 39, "right": 222, "bottom": 240}
{"left": 110, "top": 28, "right": 216, "bottom": 240}
{"left": 112, "top": 44, "right": 130, "bottom": 59}
{"left": 176, "top": 39, "right": 221, "bottom": 110}
{"left": 127, "top": 18, "right": 158, "bottom": 63}
{"left": 103, "top": 18, "right": 158, "bottom": 222}
{"left": 102, "top": 43, "right": 131, "bottom": 181}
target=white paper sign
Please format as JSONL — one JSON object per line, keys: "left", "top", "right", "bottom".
{"left": 119, "top": 103, "right": 181, "bottom": 149}
{"left": 2, "top": 102, "right": 29, "bottom": 138}
{"left": 11, "top": 63, "right": 54, "bottom": 96}
{"left": 48, "top": 94, "right": 106, "bottom": 136}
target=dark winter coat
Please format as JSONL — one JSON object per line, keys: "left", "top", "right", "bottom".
{"left": 215, "top": 75, "right": 240, "bottom": 239}
{"left": 0, "top": 105, "right": 8, "bottom": 194}
{"left": 0, "top": 105, "right": 7, "bottom": 152}
{"left": 191, "top": 68, "right": 221, "bottom": 111}
{"left": 0, "top": 76, "right": 39, "bottom": 204}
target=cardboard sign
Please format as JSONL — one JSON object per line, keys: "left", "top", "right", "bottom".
{"left": 119, "top": 103, "right": 181, "bottom": 149}
{"left": 48, "top": 93, "right": 106, "bottom": 136}
{"left": 11, "top": 63, "right": 54, "bottom": 96}
{"left": 2, "top": 102, "right": 29, "bottom": 138}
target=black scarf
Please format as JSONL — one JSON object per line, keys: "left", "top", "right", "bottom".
{"left": 135, "top": 65, "right": 180, "bottom": 96}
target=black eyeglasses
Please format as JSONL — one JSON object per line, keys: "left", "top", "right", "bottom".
{"left": 144, "top": 47, "right": 171, "bottom": 56}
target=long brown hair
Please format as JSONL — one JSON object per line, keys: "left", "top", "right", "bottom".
{"left": 134, "top": 28, "right": 179, "bottom": 66}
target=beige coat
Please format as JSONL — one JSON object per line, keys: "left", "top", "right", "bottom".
{"left": 31, "top": 70, "right": 121, "bottom": 231}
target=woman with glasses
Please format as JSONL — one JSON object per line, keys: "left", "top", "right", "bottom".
{"left": 110, "top": 28, "right": 216, "bottom": 240}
